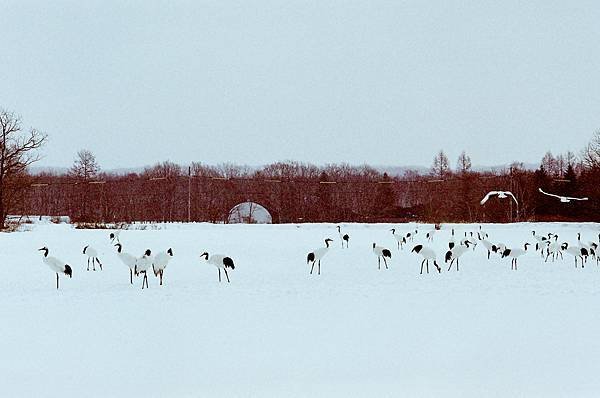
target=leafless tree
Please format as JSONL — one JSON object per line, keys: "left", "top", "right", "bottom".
{"left": 0, "top": 109, "right": 47, "bottom": 228}
{"left": 541, "top": 151, "right": 558, "bottom": 176}
{"left": 431, "top": 150, "right": 450, "bottom": 179}
{"left": 582, "top": 130, "right": 600, "bottom": 169}
{"left": 70, "top": 149, "right": 100, "bottom": 180}
{"left": 456, "top": 150, "right": 472, "bottom": 174}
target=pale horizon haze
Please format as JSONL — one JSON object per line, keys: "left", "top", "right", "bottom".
{"left": 3, "top": 1, "right": 600, "bottom": 170}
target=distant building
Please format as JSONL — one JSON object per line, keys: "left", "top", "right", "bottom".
{"left": 227, "top": 202, "right": 272, "bottom": 224}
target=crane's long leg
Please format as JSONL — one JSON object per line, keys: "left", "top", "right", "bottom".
{"left": 97, "top": 258, "right": 102, "bottom": 271}
{"left": 420, "top": 259, "right": 425, "bottom": 274}
{"left": 56, "top": 273, "right": 59, "bottom": 289}
{"left": 383, "top": 257, "right": 388, "bottom": 269}
{"left": 378, "top": 257, "right": 381, "bottom": 270}
{"left": 160, "top": 270, "right": 163, "bottom": 286}
{"left": 87, "top": 258, "right": 90, "bottom": 271}
{"left": 318, "top": 260, "right": 321, "bottom": 275}
{"left": 457, "top": 258, "right": 459, "bottom": 272}
{"left": 218, "top": 268, "right": 221, "bottom": 282}
{"left": 93, "top": 258, "right": 96, "bottom": 271}
{"left": 145, "top": 273, "right": 148, "bottom": 288}
{"left": 130, "top": 269, "right": 133, "bottom": 285}
{"left": 426, "top": 260, "right": 429, "bottom": 274}
{"left": 447, "top": 260, "right": 453, "bottom": 272}
{"left": 310, "top": 262, "right": 315, "bottom": 275}
{"left": 224, "top": 269, "right": 230, "bottom": 283}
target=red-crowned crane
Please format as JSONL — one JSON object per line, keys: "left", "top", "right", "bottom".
{"left": 411, "top": 244, "right": 441, "bottom": 274}
{"left": 83, "top": 245, "right": 102, "bottom": 271}
{"left": 501, "top": 243, "right": 530, "bottom": 270}
{"left": 200, "top": 252, "right": 235, "bottom": 282}
{"left": 336, "top": 226, "right": 350, "bottom": 248}
{"left": 306, "top": 238, "right": 333, "bottom": 275}
{"left": 114, "top": 243, "right": 136, "bottom": 284}
{"left": 153, "top": 248, "right": 174, "bottom": 286}
{"left": 135, "top": 249, "right": 153, "bottom": 289}
{"left": 39, "top": 247, "right": 72, "bottom": 289}
{"left": 372, "top": 243, "right": 392, "bottom": 270}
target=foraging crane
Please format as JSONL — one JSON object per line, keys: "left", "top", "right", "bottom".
{"left": 109, "top": 231, "right": 121, "bottom": 244}
{"left": 480, "top": 191, "right": 518, "bottom": 206}
{"left": 372, "top": 243, "right": 392, "bottom": 270}
{"left": 114, "top": 243, "right": 136, "bottom": 284}
{"left": 39, "top": 247, "right": 72, "bottom": 289}
{"left": 538, "top": 188, "right": 588, "bottom": 203}
{"left": 448, "top": 229, "right": 456, "bottom": 250}
{"left": 545, "top": 237, "right": 563, "bottom": 263}
{"left": 405, "top": 229, "right": 417, "bottom": 242}
{"left": 336, "top": 226, "right": 350, "bottom": 248}
{"left": 153, "top": 248, "right": 174, "bottom": 286}
{"left": 532, "top": 231, "right": 550, "bottom": 258}
{"left": 577, "top": 233, "right": 592, "bottom": 266}
{"left": 306, "top": 238, "right": 333, "bottom": 275}
{"left": 426, "top": 228, "right": 436, "bottom": 242}
{"left": 83, "top": 245, "right": 102, "bottom": 271}
{"left": 135, "top": 249, "right": 153, "bottom": 289}
{"left": 563, "top": 241, "right": 589, "bottom": 268}
{"left": 501, "top": 243, "right": 530, "bottom": 270}
{"left": 200, "top": 252, "right": 235, "bottom": 282}
{"left": 478, "top": 225, "right": 489, "bottom": 239}
{"left": 460, "top": 236, "right": 477, "bottom": 251}
{"left": 411, "top": 244, "right": 441, "bottom": 274}
{"left": 445, "top": 240, "right": 472, "bottom": 271}
{"left": 478, "top": 237, "right": 499, "bottom": 259}
{"left": 390, "top": 228, "right": 406, "bottom": 250}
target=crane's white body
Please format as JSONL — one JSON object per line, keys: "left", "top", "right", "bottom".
{"left": 39, "top": 247, "right": 72, "bottom": 289}
{"left": 336, "top": 226, "right": 350, "bottom": 248}
{"left": 135, "top": 250, "right": 153, "bottom": 289}
{"left": 43, "top": 255, "right": 67, "bottom": 274}
{"left": 390, "top": 229, "right": 406, "bottom": 250}
{"left": 478, "top": 238, "right": 498, "bottom": 259}
{"left": 307, "top": 239, "right": 333, "bottom": 275}
{"left": 153, "top": 249, "right": 173, "bottom": 285}
{"left": 502, "top": 244, "right": 529, "bottom": 270}
{"left": 480, "top": 191, "right": 518, "bottom": 205}
{"left": 372, "top": 243, "right": 392, "bottom": 270}
{"left": 114, "top": 243, "right": 136, "bottom": 284}
{"left": 564, "top": 245, "right": 587, "bottom": 268}
{"left": 200, "top": 252, "right": 235, "bottom": 282}
{"left": 83, "top": 245, "right": 102, "bottom": 271}
{"left": 446, "top": 241, "right": 472, "bottom": 271}
{"left": 109, "top": 230, "right": 121, "bottom": 244}
{"left": 539, "top": 188, "right": 588, "bottom": 203}
{"left": 411, "top": 244, "right": 440, "bottom": 274}
{"left": 545, "top": 238, "right": 563, "bottom": 262}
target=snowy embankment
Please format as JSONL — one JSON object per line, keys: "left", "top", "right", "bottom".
{"left": 1, "top": 222, "right": 600, "bottom": 397}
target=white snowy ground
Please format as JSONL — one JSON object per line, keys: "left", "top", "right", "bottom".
{"left": 1, "top": 221, "right": 600, "bottom": 397}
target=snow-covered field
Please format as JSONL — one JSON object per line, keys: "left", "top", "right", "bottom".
{"left": 2, "top": 222, "right": 600, "bottom": 397}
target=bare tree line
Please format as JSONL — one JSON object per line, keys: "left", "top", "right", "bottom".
{"left": 1, "top": 107, "right": 599, "bottom": 227}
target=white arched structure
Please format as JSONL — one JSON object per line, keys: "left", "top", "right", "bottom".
{"left": 227, "top": 202, "right": 273, "bottom": 224}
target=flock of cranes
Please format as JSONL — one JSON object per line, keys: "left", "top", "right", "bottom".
{"left": 304, "top": 225, "right": 600, "bottom": 276}
{"left": 39, "top": 234, "right": 234, "bottom": 289}
{"left": 38, "top": 224, "right": 600, "bottom": 290}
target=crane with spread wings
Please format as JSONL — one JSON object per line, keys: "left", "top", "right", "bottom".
{"left": 538, "top": 188, "right": 588, "bottom": 203}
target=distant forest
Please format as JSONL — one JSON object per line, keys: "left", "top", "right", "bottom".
{"left": 1, "top": 108, "right": 600, "bottom": 227}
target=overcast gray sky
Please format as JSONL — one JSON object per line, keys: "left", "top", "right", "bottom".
{"left": 3, "top": 1, "right": 600, "bottom": 170}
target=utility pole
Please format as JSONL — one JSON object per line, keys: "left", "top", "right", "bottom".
{"left": 188, "top": 165, "right": 192, "bottom": 223}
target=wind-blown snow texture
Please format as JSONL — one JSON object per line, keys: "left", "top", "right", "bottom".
{"left": 2, "top": 222, "right": 600, "bottom": 397}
